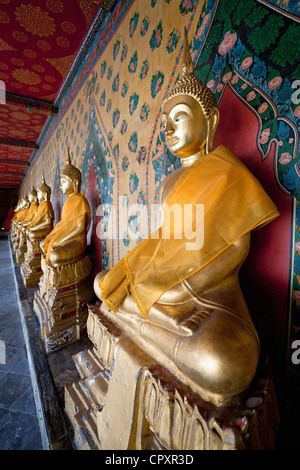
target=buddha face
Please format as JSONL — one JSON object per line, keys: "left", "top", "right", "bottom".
{"left": 60, "top": 176, "right": 75, "bottom": 195}
{"left": 37, "top": 190, "right": 45, "bottom": 203}
{"left": 28, "top": 193, "right": 37, "bottom": 203}
{"left": 161, "top": 95, "right": 208, "bottom": 159}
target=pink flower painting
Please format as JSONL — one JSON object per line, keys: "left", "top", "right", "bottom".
{"left": 279, "top": 153, "right": 292, "bottom": 165}
{"left": 246, "top": 90, "right": 256, "bottom": 102}
{"left": 258, "top": 103, "right": 268, "bottom": 114}
{"left": 268, "top": 76, "right": 282, "bottom": 89}
{"left": 294, "top": 106, "right": 300, "bottom": 118}
{"left": 218, "top": 31, "right": 238, "bottom": 55}
{"left": 231, "top": 74, "right": 239, "bottom": 85}
{"left": 222, "top": 72, "right": 232, "bottom": 83}
{"left": 259, "top": 128, "right": 270, "bottom": 145}
{"left": 241, "top": 57, "right": 253, "bottom": 70}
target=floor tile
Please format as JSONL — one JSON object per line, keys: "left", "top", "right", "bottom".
{"left": 0, "top": 238, "right": 43, "bottom": 450}
{"left": 0, "top": 409, "right": 43, "bottom": 450}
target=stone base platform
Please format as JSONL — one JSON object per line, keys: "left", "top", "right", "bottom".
{"left": 20, "top": 239, "right": 43, "bottom": 287}
{"left": 16, "top": 241, "right": 27, "bottom": 265}
{"left": 34, "top": 255, "right": 95, "bottom": 353}
{"left": 64, "top": 304, "right": 280, "bottom": 451}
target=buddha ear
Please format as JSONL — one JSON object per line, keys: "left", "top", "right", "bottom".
{"left": 206, "top": 107, "right": 220, "bottom": 154}
{"left": 73, "top": 178, "right": 80, "bottom": 192}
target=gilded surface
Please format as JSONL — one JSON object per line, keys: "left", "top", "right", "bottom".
{"left": 33, "top": 153, "right": 94, "bottom": 352}
{"left": 65, "top": 31, "right": 280, "bottom": 450}
{"left": 94, "top": 30, "right": 279, "bottom": 406}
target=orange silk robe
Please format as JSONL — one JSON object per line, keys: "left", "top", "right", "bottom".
{"left": 28, "top": 201, "right": 54, "bottom": 229}
{"left": 43, "top": 192, "right": 91, "bottom": 263}
{"left": 100, "top": 145, "right": 279, "bottom": 317}
{"left": 20, "top": 202, "right": 39, "bottom": 231}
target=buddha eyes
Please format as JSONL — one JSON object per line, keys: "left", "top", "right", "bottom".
{"left": 174, "top": 113, "right": 188, "bottom": 123}
{"left": 161, "top": 112, "right": 189, "bottom": 130}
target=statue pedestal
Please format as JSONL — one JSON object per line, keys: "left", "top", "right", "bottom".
{"left": 15, "top": 232, "right": 27, "bottom": 265}
{"left": 64, "top": 304, "right": 280, "bottom": 450}
{"left": 33, "top": 255, "right": 94, "bottom": 353}
{"left": 20, "top": 238, "right": 43, "bottom": 287}
{"left": 11, "top": 226, "right": 20, "bottom": 251}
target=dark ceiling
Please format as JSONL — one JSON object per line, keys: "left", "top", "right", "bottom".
{"left": 0, "top": 0, "right": 115, "bottom": 190}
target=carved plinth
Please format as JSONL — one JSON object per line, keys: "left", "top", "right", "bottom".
{"left": 64, "top": 304, "right": 280, "bottom": 450}
{"left": 13, "top": 229, "right": 26, "bottom": 263}
{"left": 11, "top": 230, "right": 20, "bottom": 251}
{"left": 20, "top": 238, "right": 43, "bottom": 287}
{"left": 33, "top": 255, "right": 94, "bottom": 353}
{"left": 16, "top": 238, "right": 27, "bottom": 264}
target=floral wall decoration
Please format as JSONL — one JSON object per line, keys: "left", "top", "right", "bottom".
{"left": 21, "top": 0, "right": 300, "bottom": 379}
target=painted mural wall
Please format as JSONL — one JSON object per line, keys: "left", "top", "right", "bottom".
{"left": 21, "top": 0, "right": 300, "bottom": 381}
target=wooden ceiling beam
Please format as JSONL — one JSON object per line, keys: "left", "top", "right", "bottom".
{"left": 0, "top": 171, "right": 24, "bottom": 177}
{"left": 0, "top": 159, "right": 30, "bottom": 166}
{"left": 0, "top": 138, "right": 39, "bottom": 149}
{"left": 5, "top": 93, "right": 58, "bottom": 115}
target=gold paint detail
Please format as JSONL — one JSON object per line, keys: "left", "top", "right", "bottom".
{"left": 12, "top": 68, "right": 41, "bottom": 85}
{"left": 0, "top": 9, "right": 9, "bottom": 23}
{"left": 15, "top": 4, "right": 56, "bottom": 37}
{"left": 46, "top": 0, "right": 63, "bottom": 14}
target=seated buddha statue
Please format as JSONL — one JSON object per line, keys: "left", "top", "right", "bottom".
{"left": 11, "top": 195, "right": 30, "bottom": 251}
{"left": 34, "top": 151, "right": 93, "bottom": 353}
{"left": 19, "top": 185, "right": 39, "bottom": 231}
{"left": 9, "top": 199, "right": 21, "bottom": 238}
{"left": 41, "top": 150, "right": 91, "bottom": 267}
{"left": 27, "top": 175, "right": 54, "bottom": 241}
{"left": 15, "top": 185, "right": 39, "bottom": 263}
{"left": 94, "top": 30, "right": 279, "bottom": 406}
{"left": 21, "top": 176, "right": 54, "bottom": 287}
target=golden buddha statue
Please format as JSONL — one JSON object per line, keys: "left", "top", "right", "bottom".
{"left": 64, "top": 30, "right": 280, "bottom": 451}
{"left": 21, "top": 176, "right": 54, "bottom": 287}
{"left": 93, "top": 30, "right": 279, "bottom": 407}
{"left": 34, "top": 151, "right": 94, "bottom": 353}
{"left": 40, "top": 150, "right": 91, "bottom": 267}
{"left": 15, "top": 185, "right": 39, "bottom": 264}
{"left": 27, "top": 175, "right": 54, "bottom": 241}
{"left": 11, "top": 194, "right": 30, "bottom": 253}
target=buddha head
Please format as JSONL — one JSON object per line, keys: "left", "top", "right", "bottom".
{"left": 28, "top": 184, "right": 38, "bottom": 204}
{"left": 60, "top": 149, "right": 81, "bottom": 195}
{"left": 161, "top": 28, "right": 219, "bottom": 157}
{"left": 22, "top": 195, "right": 29, "bottom": 208}
{"left": 38, "top": 175, "right": 51, "bottom": 203}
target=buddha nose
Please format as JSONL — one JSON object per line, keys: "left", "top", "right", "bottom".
{"left": 165, "top": 120, "right": 175, "bottom": 135}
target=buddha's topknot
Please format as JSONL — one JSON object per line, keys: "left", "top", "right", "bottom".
{"left": 60, "top": 148, "right": 81, "bottom": 186}
{"left": 162, "top": 27, "right": 217, "bottom": 118}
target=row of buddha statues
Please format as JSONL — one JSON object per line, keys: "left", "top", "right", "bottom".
{"left": 9, "top": 30, "right": 280, "bottom": 450}
{"left": 10, "top": 151, "right": 94, "bottom": 353}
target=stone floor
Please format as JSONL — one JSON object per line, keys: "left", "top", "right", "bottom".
{"left": 0, "top": 232, "right": 94, "bottom": 450}
{"left": 0, "top": 236, "right": 43, "bottom": 450}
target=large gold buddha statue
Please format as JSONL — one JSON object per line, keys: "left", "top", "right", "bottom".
{"left": 93, "top": 31, "right": 279, "bottom": 407}
{"left": 34, "top": 151, "right": 94, "bottom": 353}
{"left": 21, "top": 176, "right": 54, "bottom": 287}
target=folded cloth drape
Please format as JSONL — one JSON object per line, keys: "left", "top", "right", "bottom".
{"left": 28, "top": 201, "right": 54, "bottom": 229}
{"left": 19, "top": 202, "right": 39, "bottom": 231}
{"left": 12, "top": 206, "right": 29, "bottom": 223}
{"left": 43, "top": 192, "right": 90, "bottom": 263}
{"left": 100, "top": 145, "right": 279, "bottom": 317}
